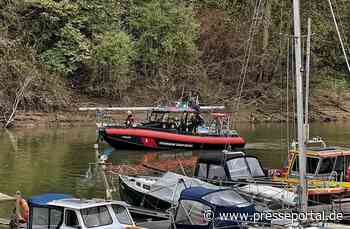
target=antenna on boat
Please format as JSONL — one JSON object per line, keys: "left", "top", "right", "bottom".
{"left": 292, "top": 0, "right": 308, "bottom": 213}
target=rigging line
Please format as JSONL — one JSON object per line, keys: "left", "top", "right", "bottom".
{"left": 333, "top": 0, "right": 350, "bottom": 53}
{"left": 291, "top": 32, "right": 296, "bottom": 141}
{"left": 234, "top": 0, "right": 261, "bottom": 100}
{"left": 286, "top": 9, "right": 292, "bottom": 150}
{"left": 327, "top": 0, "right": 350, "bottom": 75}
{"left": 234, "top": 0, "right": 264, "bottom": 116}
{"left": 231, "top": 0, "right": 261, "bottom": 128}
{"left": 286, "top": 36, "right": 290, "bottom": 150}
{"left": 279, "top": 0, "right": 285, "bottom": 159}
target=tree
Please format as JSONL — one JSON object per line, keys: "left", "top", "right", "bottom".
{"left": 86, "top": 31, "right": 136, "bottom": 98}
{"left": 128, "top": 0, "right": 200, "bottom": 78}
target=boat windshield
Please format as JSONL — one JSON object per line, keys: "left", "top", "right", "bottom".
{"left": 202, "top": 190, "right": 250, "bottom": 207}
{"left": 291, "top": 156, "right": 319, "bottom": 175}
{"left": 31, "top": 207, "right": 63, "bottom": 229}
{"left": 81, "top": 206, "right": 113, "bottom": 228}
{"left": 226, "top": 157, "right": 265, "bottom": 179}
{"left": 246, "top": 157, "right": 265, "bottom": 177}
{"left": 112, "top": 204, "right": 133, "bottom": 225}
{"left": 227, "top": 158, "right": 251, "bottom": 178}
{"left": 175, "top": 200, "right": 210, "bottom": 226}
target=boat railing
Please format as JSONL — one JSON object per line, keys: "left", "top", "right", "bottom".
{"left": 222, "top": 150, "right": 245, "bottom": 157}
{"left": 291, "top": 136, "right": 327, "bottom": 150}
{"left": 194, "top": 176, "right": 289, "bottom": 188}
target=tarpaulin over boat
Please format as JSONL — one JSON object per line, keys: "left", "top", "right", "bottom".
{"left": 28, "top": 193, "right": 72, "bottom": 207}
{"left": 175, "top": 187, "right": 256, "bottom": 229}
{"left": 148, "top": 172, "right": 220, "bottom": 204}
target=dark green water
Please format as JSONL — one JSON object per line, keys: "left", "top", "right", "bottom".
{"left": 1, "top": 122, "right": 350, "bottom": 218}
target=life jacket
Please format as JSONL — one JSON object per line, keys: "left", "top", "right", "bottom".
{"left": 346, "top": 165, "right": 350, "bottom": 181}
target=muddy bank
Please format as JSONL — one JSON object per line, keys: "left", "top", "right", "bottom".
{"left": 9, "top": 104, "right": 350, "bottom": 128}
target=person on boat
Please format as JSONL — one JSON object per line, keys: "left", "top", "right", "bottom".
{"left": 188, "top": 114, "right": 196, "bottom": 133}
{"left": 189, "top": 113, "right": 205, "bottom": 134}
{"left": 174, "top": 117, "right": 181, "bottom": 129}
{"left": 125, "top": 111, "right": 134, "bottom": 128}
{"left": 15, "top": 191, "right": 29, "bottom": 223}
{"left": 212, "top": 115, "right": 223, "bottom": 135}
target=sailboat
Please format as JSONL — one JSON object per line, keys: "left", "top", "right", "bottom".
{"left": 271, "top": 5, "right": 350, "bottom": 218}
{"left": 268, "top": 1, "right": 350, "bottom": 227}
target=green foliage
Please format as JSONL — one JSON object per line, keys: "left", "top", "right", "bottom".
{"left": 128, "top": 0, "right": 200, "bottom": 77}
{"left": 86, "top": 31, "right": 136, "bottom": 98}
{"left": 22, "top": 0, "right": 122, "bottom": 75}
{"left": 0, "top": 36, "right": 70, "bottom": 115}
{"left": 2, "top": 0, "right": 350, "bottom": 109}
{"left": 39, "top": 23, "right": 90, "bottom": 74}
{"left": 94, "top": 32, "right": 135, "bottom": 67}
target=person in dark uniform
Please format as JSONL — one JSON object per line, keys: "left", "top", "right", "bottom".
{"left": 190, "top": 113, "right": 205, "bottom": 134}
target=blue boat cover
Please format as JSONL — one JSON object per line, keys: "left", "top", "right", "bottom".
{"left": 28, "top": 193, "right": 72, "bottom": 206}
{"left": 176, "top": 186, "right": 257, "bottom": 229}
{"left": 180, "top": 186, "right": 227, "bottom": 201}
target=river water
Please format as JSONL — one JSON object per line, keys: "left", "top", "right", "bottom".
{"left": 1, "top": 122, "right": 350, "bottom": 218}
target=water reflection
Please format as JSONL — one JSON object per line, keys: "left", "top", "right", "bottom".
{"left": 1, "top": 122, "right": 350, "bottom": 218}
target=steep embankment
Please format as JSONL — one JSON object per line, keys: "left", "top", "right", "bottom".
{"left": 1, "top": 0, "right": 350, "bottom": 127}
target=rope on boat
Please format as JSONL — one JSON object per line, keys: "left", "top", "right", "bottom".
{"left": 327, "top": 0, "right": 350, "bottom": 76}
{"left": 233, "top": 0, "right": 264, "bottom": 121}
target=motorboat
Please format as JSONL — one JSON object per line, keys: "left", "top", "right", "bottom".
{"left": 118, "top": 171, "right": 219, "bottom": 211}
{"left": 9, "top": 193, "right": 139, "bottom": 229}
{"left": 99, "top": 102, "right": 245, "bottom": 150}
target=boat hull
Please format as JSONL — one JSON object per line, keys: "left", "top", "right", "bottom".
{"left": 119, "top": 176, "right": 172, "bottom": 211}
{"left": 100, "top": 127, "right": 245, "bottom": 150}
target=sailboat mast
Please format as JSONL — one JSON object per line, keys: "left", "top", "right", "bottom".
{"left": 292, "top": 0, "right": 308, "bottom": 211}
{"left": 304, "top": 18, "right": 311, "bottom": 142}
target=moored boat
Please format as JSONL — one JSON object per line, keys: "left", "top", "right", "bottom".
{"left": 118, "top": 171, "right": 219, "bottom": 211}
{"left": 8, "top": 193, "right": 139, "bottom": 229}
{"left": 272, "top": 142, "right": 350, "bottom": 204}
{"left": 173, "top": 186, "right": 257, "bottom": 229}
{"left": 193, "top": 150, "right": 298, "bottom": 208}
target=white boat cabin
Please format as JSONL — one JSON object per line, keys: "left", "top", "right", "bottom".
{"left": 27, "top": 194, "right": 138, "bottom": 229}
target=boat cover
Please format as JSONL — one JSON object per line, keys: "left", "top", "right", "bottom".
{"left": 176, "top": 187, "right": 256, "bottom": 229}
{"left": 239, "top": 184, "right": 297, "bottom": 206}
{"left": 28, "top": 193, "right": 72, "bottom": 207}
{"left": 148, "top": 172, "right": 220, "bottom": 204}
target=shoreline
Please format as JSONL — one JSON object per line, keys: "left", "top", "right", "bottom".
{"left": 7, "top": 107, "right": 350, "bottom": 128}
